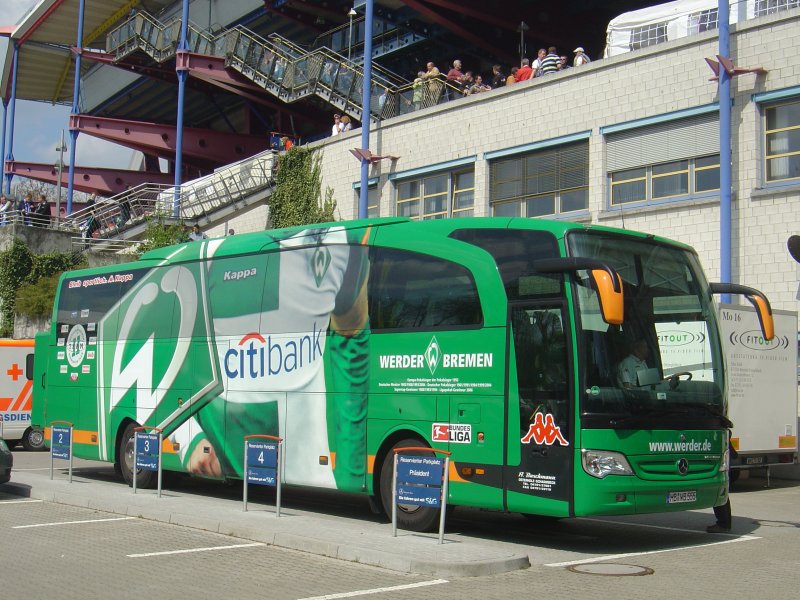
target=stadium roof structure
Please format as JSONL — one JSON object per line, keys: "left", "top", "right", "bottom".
{"left": 0, "top": 0, "right": 655, "bottom": 196}
{"left": 1, "top": 0, "right": 654, "bottom": 106}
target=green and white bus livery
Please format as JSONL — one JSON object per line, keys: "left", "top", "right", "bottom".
{"left": 32, "top": 217, "right": 773, "bottom": 531}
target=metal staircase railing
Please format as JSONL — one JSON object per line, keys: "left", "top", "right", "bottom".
{"left": 313, "top": 16, "right": 427, "bottom": 64}
{"left": 104, "top": 11, "right": 458, "bottom": 123}
{"left": 63, "top": 150, "right": 277, "bottom": 245}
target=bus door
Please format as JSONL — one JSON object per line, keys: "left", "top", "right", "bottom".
{"left": 506, "top": 302, "right": 573, "bottom": 514}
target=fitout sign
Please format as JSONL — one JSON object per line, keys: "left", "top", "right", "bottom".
{"left": 135, "top": 432, "right": 160, "bottom": 471}
{"left": 246, "top": 440, "right": 278, "bottom": 487}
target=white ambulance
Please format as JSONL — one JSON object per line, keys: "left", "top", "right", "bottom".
{"left": 0, "top": 339, "right": 43, "bottom": 451}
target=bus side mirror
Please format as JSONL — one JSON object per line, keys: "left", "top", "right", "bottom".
{"left": 590, "top": 269, "right": 624, "bottom": 326}
{"left": 533, "top": 258, "right": 624, "bottom": 326}
{"left": 709, "top": 282, "right": 774, "bottom": 340}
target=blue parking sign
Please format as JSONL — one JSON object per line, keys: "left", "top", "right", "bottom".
{"left": 51, "top": 425, "right": 71, "bottom": 460}
{"left": 246, "top": 441, "right": 278, "bottom": 487}
{"left": 135, "top": 432, "right": 160, "bottom": 471}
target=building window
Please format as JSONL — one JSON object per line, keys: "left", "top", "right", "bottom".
{"left": 754, "top": 0, "right": 800, "bottom": 17}
{"left": 688, "top": 9, "right": 718, "bottom": 34}
{"left": 611, "top": 156, "right": 718, "bottom": 205}
{"left": 764, "top": 100, "right": 800, "bottom": 183}
{"left": 367, "top": 184, "right": 380, "bottom": 218}
{"left": 629, "top": 22, "right": 668, "bottom": 50}
{"left": 606, "top": 111, "right": 720, "bottom": 207}
{"left": 395, "top": 169, "right": 474, "bottom": 219}
{"left": 490, "top": 142, "right": 588, "bottom": 218}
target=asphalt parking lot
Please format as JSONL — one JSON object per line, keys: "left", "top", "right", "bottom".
{"left": 2, "top": 449, "right": 799, "bottom": 599}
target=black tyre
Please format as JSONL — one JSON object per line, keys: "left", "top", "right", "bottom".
{"left": 379, "top": 438, "right": 442, "bottom": 533}
{"left": 21, "top": 428, "right": 45, "bottom": 452}
{"left": 118, "top": 422, "right": 157, "bottom": 488}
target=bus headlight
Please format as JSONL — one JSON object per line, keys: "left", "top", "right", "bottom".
{"left": 582, "top": 449, "right": 633, "bottom": 478}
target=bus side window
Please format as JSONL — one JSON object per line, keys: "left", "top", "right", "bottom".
{"left": 25, "top": 353, "right": 34, "bottom": 381}
{"left": 368, "top": 247, "right": 482, "bottom": 331}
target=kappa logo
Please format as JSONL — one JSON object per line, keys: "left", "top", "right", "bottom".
{"left": 311, "top": 245, "right": 332, "bottom": 287}
{"left": 521, "top": 413, "right": 569, "bottom": 446}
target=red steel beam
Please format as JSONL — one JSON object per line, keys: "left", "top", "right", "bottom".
{"left": 5, "top": 161, "right": 174, "bottom": 196}
{"left": 81, "top": 48, "right": 326, "bottom": 128}
{"left": 69, "top": 114, "right": 269, "bottom": 167}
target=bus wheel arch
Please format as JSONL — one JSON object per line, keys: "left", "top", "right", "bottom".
{"left": 375, "top": 433, "right": 442, "bottom": 533}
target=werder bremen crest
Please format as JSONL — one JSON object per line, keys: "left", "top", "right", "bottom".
{"left": 97, "top": 260, "right": 222, "bottom": 461}
{"left": 311, "top": 245, "right": 332, "bottom": 287}
{"left": 425, "top": 336, "right": 441, "bottom": 374}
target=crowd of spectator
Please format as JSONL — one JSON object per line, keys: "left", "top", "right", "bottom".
{"left": 387, "top": 45, "right": 592, "bottom": 116}
{"left": 0, "top": 192, "right": 54, "bottom": 227}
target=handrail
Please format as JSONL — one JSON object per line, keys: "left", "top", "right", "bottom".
{"left": 104, "top": 10, "right": 416, "bottom": 123}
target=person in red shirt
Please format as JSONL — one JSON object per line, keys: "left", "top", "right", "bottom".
{"left": 515, "top": 58, "right": 533, "bottom": 82}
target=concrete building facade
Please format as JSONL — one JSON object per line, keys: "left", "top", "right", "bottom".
{"left": 312, "top": 9, "right": 800, "bottom": 314}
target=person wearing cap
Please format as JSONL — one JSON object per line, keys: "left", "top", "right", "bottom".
{"left": 331, "top": 114, "right": 343, "bottom": 136}
{"left": 573, "top": 47, "right": 591, "bottom": 67}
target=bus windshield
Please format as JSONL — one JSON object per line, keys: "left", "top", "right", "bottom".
{"left": 567, "top": 232, "right": 726, "bottom": 429}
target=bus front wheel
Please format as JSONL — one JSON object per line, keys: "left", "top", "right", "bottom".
{"left": 379, "top": 438, "right": 441, "bottom": 533}
{"left": 118, "top": 422, "right": 157, "bottom": 488}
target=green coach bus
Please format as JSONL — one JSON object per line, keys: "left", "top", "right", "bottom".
{"left": 32, "top": 217, "right": 773, "bottom": 531}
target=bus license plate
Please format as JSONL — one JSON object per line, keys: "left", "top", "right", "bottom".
{"left": 745, "top": 456, "right": 764, "bottom": 465}
{"left": 666, "top": 491, "right": 696, "bottom": 504}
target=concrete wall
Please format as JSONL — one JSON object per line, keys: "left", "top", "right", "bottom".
{"left": 313, "top": 10, "right": 800, "bottom": 316}
{"left": 0, "top": 225, "right": 75, "bottom": 254}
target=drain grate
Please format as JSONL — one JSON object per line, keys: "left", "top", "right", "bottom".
{"left": 567, "top": 563, "right": 654, "bottom": 576}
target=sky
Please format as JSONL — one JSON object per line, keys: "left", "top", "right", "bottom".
{"left": 1, "top": 0, "right": 138, "bottom": 171}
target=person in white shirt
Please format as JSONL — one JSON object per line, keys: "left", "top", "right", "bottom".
{"left": 331, "top": 114, "right": 343, "bottom": 135}
{"left": 188, "top": 224, "right": 208, "bottom": 241}
{"left": 617, "top": 338, "right": 650, "bottom": 388}
{"left": 573, "top": 47, "right": 591, "bottom": 67}
{"left": 0, "top": 194, "right": 11, "bottom": 225}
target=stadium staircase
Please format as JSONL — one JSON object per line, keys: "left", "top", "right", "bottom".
{"left": 104, "top": 11, "right": 452, "bottom": 124}
{"left": 66, "top": 150, "right": 277, "bottom": 250}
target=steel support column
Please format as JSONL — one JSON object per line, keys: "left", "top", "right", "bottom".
{"left": 1, "top": 99, "right": 7, "bottom": 186}
{"left": 719, "top": 0, "right": 732, "bottom": 302}
{"left": 4, "top": 44, "right": 18, "bottom": 195}
{"left": 358, "top": 0, "right": 374, "bottom": 219}
{"left": 174, "top": 0, "right": 191, "bottom": 218}
{"left": 66, "top": 0, "right": 87, "bottom": 215}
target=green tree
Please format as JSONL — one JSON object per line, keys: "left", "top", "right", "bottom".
{"left": 137, "top": 213, "right": 188, "bottom": 256}
{"left": 268, "top": 146, "right": 336, "bottom": 229}
{"left": 0, "top": 241, "right": 84, "bottom": 335}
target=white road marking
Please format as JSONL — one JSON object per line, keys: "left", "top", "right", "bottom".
{"left": 298, "top": 579, "right": 449, "bottom": 600}
{"left": 578, "top": 517, "right": 723, "bottom": 535}
{"left": 12, "top": 467, "right": 52, "bottom": 472}
{"left": 127, "top": 542, "right": 266, "bottom": 558}
{"left": 546, "top": 535, "right": 760, "bottom": 567}
{"left": 13, "top": 517, "right": 135, "bottom": 529}
{"left": 0, "top": 499, "right": 43, "bottom": 505}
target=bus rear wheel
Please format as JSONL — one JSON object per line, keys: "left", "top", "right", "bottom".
{"left": 118, "top": 422, "right": 157, "bottom": 488}
{"left": 379, "top": 438, "right": 442, "bottom": 533}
